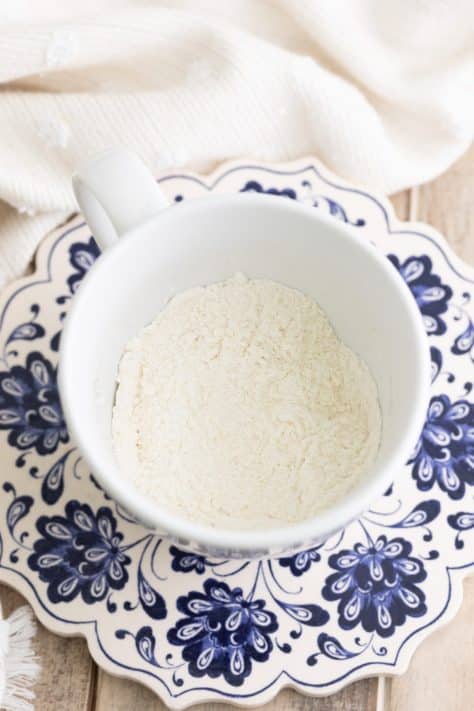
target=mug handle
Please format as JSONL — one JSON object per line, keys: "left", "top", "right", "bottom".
{"left": 72, "top": 148, "right": 169, "bottom": 251}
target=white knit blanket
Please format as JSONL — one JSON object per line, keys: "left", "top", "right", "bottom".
{"left": 0, "top": 0, "right": 472, "bottom": 283}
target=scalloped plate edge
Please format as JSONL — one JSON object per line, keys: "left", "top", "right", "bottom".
{"left": 0, "top": 563, "right": 471, "bottom": 708}
{"left": 0, "top": 157, "right": 473, "bottom": 708}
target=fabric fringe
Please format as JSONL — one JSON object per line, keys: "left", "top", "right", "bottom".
{"left": 1, "top": 606, "right": 40, "bottom": 711}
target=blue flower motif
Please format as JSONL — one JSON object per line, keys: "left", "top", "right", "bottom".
{"left": 170, "top": 545, "right": 209, "bottom": 574}
{"left": 409, "top": 395, "right": 474, "bottom": 499}
{"left": 279, "top": 546, "right": 322, "bottom": 576}
{"left": 67, "top": 238, "right": 100, "bottom": 294}
{"left": 322, "top": 536, "right": 427, "bottom": 637}
{"left": 0, "top": 351, "right": 68, "bottom": 455}
{"left": 28, "top": 501, "right": 131, "bottom": 604}
{"left": 167, "top": 579, "right": 278, "bottom": 686}
{"left": 388, "top": 255, "right": 452, "bottom": 335}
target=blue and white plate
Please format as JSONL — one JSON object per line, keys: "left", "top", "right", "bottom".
{"left": 0, "top": 160, "right": 472, "bottom": 708}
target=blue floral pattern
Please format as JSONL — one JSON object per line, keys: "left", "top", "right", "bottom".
{"left": 0, "top": 351, "right": 68, "bottom": 455}
{"left": 408, "top": 395, "right": 474, "bottom": 499}
{"left": 168, "top": 579, "right": 278, "bottom": 686}
{"left": 322, "top": 536, "right": 427, "bottom": 637}
{"left": 279, "top": 546, "right": 322, "bottom": 576}
{"left": 170, "top": 546, "right": 209, "bottom": 575}
{"left": 388, "top": 255, "right": 453, "bottom": 335}
{"left": 0, "top": 161, "right": 471, "bottom": 706}
{"left": 28, "top": 501, "right": 131, "bottom": 603}
{"left": 67, "top": 237, "right": 100, "bottom": 294}
{"left": 240, "top": 179, "right": 364, "bottom": 225}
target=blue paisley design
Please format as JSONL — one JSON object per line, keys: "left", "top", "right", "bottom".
{"left": 278, "top": 546, "right": 322, "bottom": 576}
{"left": 448, "top": 511, "right": 474, "bottom": 549}
{"left": 388, "top": 255, "right": 452, "bottom": 335}
{"left": 67, "top": 238, "right": 100, "bottom": 294}
{"left": 315, "top": 633, "right": 360, "bottom": 661}
{"left": 452, "top": 318, "right": 474, "bottom": 359}
{"left": 170, "top": 546, "right": 209, "bottom": 575}
{"left": 0, "top": 351, "right": 68, "bottom": 455}
{"left": 408, "top": 395, "right": 474, "bottom": 499}
{"left": 28, "top": 501, "right": 131, "bottom": 603}
{"left": 167, "top": 579, "right": 278, "bottom": 686}
{"left": 7, "top": 321, "right": 45, "bottom": 345}
{"left": 322, "top": 536, "right": 427, "bottom": 637}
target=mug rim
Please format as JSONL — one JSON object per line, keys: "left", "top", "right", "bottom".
{"left": 59, "top": 192, "right": 430, "bottom": 552}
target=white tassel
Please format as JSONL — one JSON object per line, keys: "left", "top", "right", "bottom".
{"left": 1, "top": 606, "right": 40, "bottom": 711}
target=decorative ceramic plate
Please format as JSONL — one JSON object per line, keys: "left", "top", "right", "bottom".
{"left": 0, "top": 160, "right": 472, "bottom": 708}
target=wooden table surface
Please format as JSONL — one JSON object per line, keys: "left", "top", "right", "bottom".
{"left": 1, "top": 144, "right": 473, "bottom": 711}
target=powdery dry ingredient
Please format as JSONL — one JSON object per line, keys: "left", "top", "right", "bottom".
{"left": 112, "top": 274, "right": 381, "bottom": 531}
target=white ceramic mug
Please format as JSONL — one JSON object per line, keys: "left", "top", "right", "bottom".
{"left": 60, "top": 148, "right": 430, "bottom": 559}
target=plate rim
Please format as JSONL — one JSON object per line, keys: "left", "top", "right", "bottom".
{"left": 0, "top": 155, "right": 473, "bottom": 708}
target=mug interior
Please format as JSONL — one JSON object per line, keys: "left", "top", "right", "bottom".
{"left": 60, "top": 194, "right": 429, "bottom": 553}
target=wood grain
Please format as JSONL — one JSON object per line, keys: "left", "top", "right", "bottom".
{"left": 94, "top": 674, "right": 377, "bottom": 711}
{"left": 416, "top": 146, "right": 474, "bottom": 266}
{"left": 0, "top": 584, "right": 96, "bottom": 711}
{"left": 390, "top": 190, "right": 411, "bottom": 223}
{"left": 388, "top": 577, "right": 474, "bottom": 711}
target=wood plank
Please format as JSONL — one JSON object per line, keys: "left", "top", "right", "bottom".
{"left": 0, "top": 584, "right": 96, "bottom": 711}
{"left": 94, "top": 674, "right": 377, "bottom": 711}
{"left": 416, "top": 145, "right": 474, "bottom": 266}
{"left": 94, "top": 189, "right": 411, "bottom": 711}
{"left": 389, "top": 577, "right": 474, "bottom": 711}
{"left": 387, "top": 144, "right": 474, "bottom": 711}
{"left": 390, "top": 190, "right": 411, "bottom": 223}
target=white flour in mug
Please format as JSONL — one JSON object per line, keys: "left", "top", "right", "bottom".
{"left": 112, "top": 274, "right": 381, "bottom": 531}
